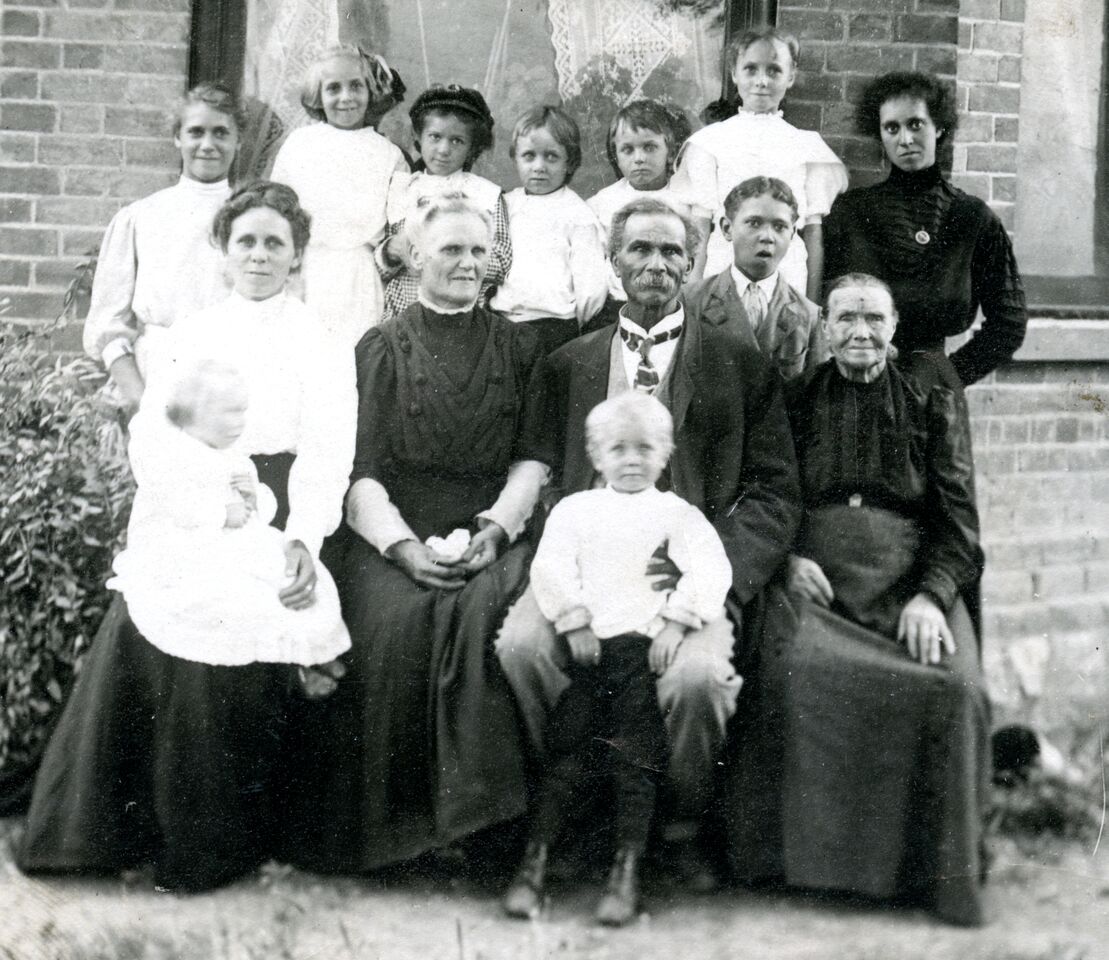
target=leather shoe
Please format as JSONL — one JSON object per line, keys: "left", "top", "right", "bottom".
{"left": 503, "top": 842, "right": 548, "bottom": 919}
{"left": 595, "top": 846, "right": 643, "bottom": 926}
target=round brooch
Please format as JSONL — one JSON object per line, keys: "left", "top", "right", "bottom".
{"left": 914, "top": 229, "right": 931, "bottom": 245}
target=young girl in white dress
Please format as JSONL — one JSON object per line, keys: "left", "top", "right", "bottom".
{"left": 83, "top": 82, "right": 243, "bottom": 410}
{"left": 377, "top": 84, "right": 512, "bottom": 320}
{"left": 110, "top": 360, "right": 350, "bottom": 690}
{"left": 671, "top": 27, "right": 847, "bottom": 298}
{"left": 489, "top": 105, "right": 608, "bottom": 354}
{"left": 586, "top": 100, "right": 695, "bottom": 326}
{"left": 271, "top": 44, "right": 409, "bottom": 346}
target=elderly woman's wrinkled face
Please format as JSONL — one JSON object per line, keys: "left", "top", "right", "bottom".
{"left": 824, "top": 285, "right": 898, "bottom": 378}
{"left": 411, "top": 211, "right": 490, "bottom": 310}
{"left": 879, "top": 96, "right": 941, "bottom": 172}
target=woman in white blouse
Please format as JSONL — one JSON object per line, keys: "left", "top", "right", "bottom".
{"left": 82, "top": 81, "right": 243, "bottom": 412}
{"left": 19, "top": 182, "right": 356, "bottom": 893}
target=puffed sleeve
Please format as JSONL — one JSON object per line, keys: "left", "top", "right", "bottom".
{"left": 670, "top": 140, "right": 719, "bottom": 221}
{"left": 83, "top": 203, "right": 140, "bottom": 366}
{"left": 529, "top": 498, "right": 592, "bottom": 634}
{"left": 568, "top": 214, "right": 610, "bottom": 325}
{"left": 283, "top": 332, "right": 357, "bottom": 557}
{"left": 484, "top": 192, "right": 513, "bottom": 288}
{"left": 662, "top": 497, "right": 732, "bottom": 629}
{"left": 918, "top": 385, "right": 985, "bottom": 611}
{"left": 952, "top": 210, "right": 1028, "bottom": 385}
{"left": 344, "top": 329, "right": 420, "bottom": 555}
{"left": 800, "top": 133, "right": 848, "bottom": 224}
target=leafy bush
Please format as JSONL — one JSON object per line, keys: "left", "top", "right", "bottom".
{"left": 0, "top": 274, "right": 134, "bottom": 809}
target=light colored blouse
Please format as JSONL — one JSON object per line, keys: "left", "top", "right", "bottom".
{"left": 489, "top": 186, "right": 608, "bottom": 324}
{"left": 83, "top": 176, "right": 232, "bottom": 372}
{"left": 140, "top": 290, "right": 357, "bottom": 557}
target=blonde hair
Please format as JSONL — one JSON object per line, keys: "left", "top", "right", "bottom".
{"left": 406, "top": 192, "right": 493, "bottom": 251}
{"left": 165, "top": 360, "right": 247, "bottom": 429}
{"left": 585, "top": 392, "right": 675, "bottom": 461}
{"left": 299, "top": 44, "right": 395, "bottom": 123}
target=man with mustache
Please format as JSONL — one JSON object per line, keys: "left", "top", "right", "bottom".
{"left": 498, "top": 196, "right": 800, "bottom": 888}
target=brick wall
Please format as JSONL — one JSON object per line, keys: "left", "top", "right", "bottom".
{"left": 952, "top": 0, "right": 1024, "bottom": 230}
{"left": 0, "top": 0, "right": 190, "bottom": 327}
{"left": 973, "top": 362, "right": 1109, "bottom": 739}
{"left": 778, "top": 0, "right": 959, "bottom": 186}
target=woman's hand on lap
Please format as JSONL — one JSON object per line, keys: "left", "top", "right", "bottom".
{"left": 458, "top": 521, "right": 506, "bottom": 575}
{"left": 565, "top": 626, "right": 601, "bottom": 667}
{"left": 787, "top": 554, "right": 834, "bottom": 607}
{"left": 280, "top": 540, "right": 318, "bottom": 609}
{"left": 387, "top": 540, "right": 467, "bottom": 590}
{"left": 898, "top": 593, "right": 954, "bottom": 665}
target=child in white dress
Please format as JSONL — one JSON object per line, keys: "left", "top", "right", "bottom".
{"left": 671, "top": 26, "right": 847, "bottom": 297}
{"left": 489, "top": 105, "right": 608, "bottom": 354}
{"left": 110, "top": 360, "right": 350, "bottom": 694}
{"left": 504, "top": 392, "right": 730, "bottom": 926}
{"left": 271, "top": 44, "right": 409, "bottom": 346}
{"left": 377, "top": 84, "right": 512, "bottom": 320}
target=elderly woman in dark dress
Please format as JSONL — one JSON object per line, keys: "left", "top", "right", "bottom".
{"left": 823, "top": 71, "right": 1026, "bottom": 388}
{"left": 725, "top": 273, "right": 989, "bottom": 926}
{"left": 294, "top": 194, "right": 549, "bottom": 872}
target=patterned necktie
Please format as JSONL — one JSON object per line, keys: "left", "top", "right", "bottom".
{"left": 742, "top": 282, "right": 772, "bottom": 355}
{"left": 619, "top": 323, "right": 683, "bottom": 394}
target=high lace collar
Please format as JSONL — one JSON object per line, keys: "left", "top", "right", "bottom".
{"left": 735, "top": 108, "right": 784, "bottom": 120}
{"left": 886, "top": 162, "right": 945, "bottom": 192}
{"left": 417, "top": 294, "right": 476, "bottom": 316}
{"left": 177, "top": 175, "right": 231, "bottom": 197}
{"left": 227, "top": 289, "right": 291, "bottom": 321}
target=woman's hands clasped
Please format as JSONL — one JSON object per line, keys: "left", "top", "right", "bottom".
{"left": 387, "top": 521, "right": 507, "bottom": 590}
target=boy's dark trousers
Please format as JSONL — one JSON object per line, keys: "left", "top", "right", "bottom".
{"left": 530, "top": 633, "right": 669, "bottom": 851}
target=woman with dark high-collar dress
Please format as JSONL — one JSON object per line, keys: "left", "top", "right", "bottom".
{"left": 823, "top": 71, "right": 1027, "bottom": 388}
{"left": 725, "top": 273, "right": 990, "bottom": 927}
{"left": 290, "top": 194, "right": 550, "bottom": 873}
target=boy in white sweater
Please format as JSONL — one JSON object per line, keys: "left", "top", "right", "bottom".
{"left": 504, "top": 392, "right": 730, "bottom": 926}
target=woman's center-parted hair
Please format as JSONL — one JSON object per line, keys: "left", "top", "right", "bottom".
{"left": 584, "top": 392, "right": 675, "bottom": 462}
{"left": 165, "top": 359, "right": 247, "bottom": 430}
{"left": 406, "top": 192, "right": 494, "bottom": 253}
{"left": 172, "top": 81, "right": 247, "bottom": 139}
{"left": 211, "top": 181, "right": 312, "bottom": 257}
{"left": 509, "top": 105, "right": 582, "bottom": 181}
{"left": 823, "top": 272, "right": 899, "bottom": 317}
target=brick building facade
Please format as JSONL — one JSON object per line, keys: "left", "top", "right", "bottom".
{"left": 1, "top": 0, "right": 1106, "bottom": 740}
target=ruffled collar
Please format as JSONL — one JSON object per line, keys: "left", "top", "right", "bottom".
{"left": 417, "top": 293, "right": 476, "bottom": 316}
{"left": 885, "top": 163, "right": 945, "bottom": 193}
{"left": 735, "top": 108, "right": 784, "bottom": 120}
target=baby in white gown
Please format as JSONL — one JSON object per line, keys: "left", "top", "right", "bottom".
{"left": 109, "top": 360, "right": 350, "bottom": 694}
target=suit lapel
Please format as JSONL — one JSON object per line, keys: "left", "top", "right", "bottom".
{"left": 668, "top": 304, "right": 700, "bottom": 439}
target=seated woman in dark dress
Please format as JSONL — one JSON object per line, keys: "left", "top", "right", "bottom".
{"left": 823, "top": 71, "right": 1026, "bottom": 388}
{"left": 725, "top": 273, "right": 990, "bottom": 927}
{"left": 294, "top": 194, "right": 550, "bottom": 873}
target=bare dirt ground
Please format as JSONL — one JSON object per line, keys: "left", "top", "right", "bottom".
{"left": 0, "top": 819, "right": 1106, "bottom": 960}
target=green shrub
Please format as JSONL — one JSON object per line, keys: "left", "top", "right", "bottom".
{"left": 0, "top": 276, "right": 133, "bottom": 805}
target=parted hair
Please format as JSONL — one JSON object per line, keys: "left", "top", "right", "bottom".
{"left": 854, "top": 71, "right": 958, "bottom": 142}
{"left": 605, "top": 99, "right": 688, "bottom": 180}
{"left": 823, "top": 272, "right": 899, "bottom": 316}
{"left": 172, "top": 81, "right": 247, "bottom": 138}
{"left": 212, "top": 180, "right": 312, "bottom": 256}
{"left": 585, "top": 392, "right": 675, "bottom": 462}
{"left": 509, "top": 105, "right": 583, "bottom": 181}
{"left": 608, "top": 197, "right": 701, "bottom": 260}
{"left": 726, "top": 26, "right": 801, "bottom": 71}
{"left": 723, "top": 175, "right": 799, "bottom": 223}
{"left": 165, "top": 359, "right": 246, "bottom": 430}
{"left": 299, "top": 44, "right": 396, "bottom": 124}
{"left": 406, "top": 192, "right": 493, "bottom": 251}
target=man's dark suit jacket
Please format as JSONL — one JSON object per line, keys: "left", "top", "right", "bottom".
{"left": 523, "top": 301, "right": 801, "bottom": 609}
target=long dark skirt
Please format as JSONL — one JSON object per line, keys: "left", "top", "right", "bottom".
{"left": 18, "top": 598, "right": 291, "bottom": 891}
{"left": 287, "top": 537, "right": 530, "bottom": 873}
{"left": 725, "top": 506, "right": 990, "bottom": 926}
{"left": 19, "top": 452, "right": 299, "bottom": 892}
